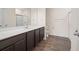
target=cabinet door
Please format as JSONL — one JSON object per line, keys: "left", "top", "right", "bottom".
{"left": 2, "top": 45, "right": 14, "bottom": 51}
{"left": 34, "top": 29, "right": 40, "bottom": 46}
{"left": 26, "top": 30, "right": 34, "bottom": 51}
{"left": 15, "top": 39, "right": 26, "bottom": 51}
{"left": 39, "top": 27, "right": 44, "bottom": 41}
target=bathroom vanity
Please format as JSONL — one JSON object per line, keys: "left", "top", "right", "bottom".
{"left": 0, "top": 26, "right": 44, "bottom": 51}
{"left": 0, "top": 8, "right": 46, "bottom": 51}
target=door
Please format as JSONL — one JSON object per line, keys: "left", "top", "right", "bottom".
{"left": 53, "top": 19, "right": 69, "bottom": 37}
{"left": 52, "top": 9, "right": 70, "bottom": 37}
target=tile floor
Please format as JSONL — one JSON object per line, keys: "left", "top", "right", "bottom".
{"left": 33, "top": 35, "right": 71, "bottom": 51}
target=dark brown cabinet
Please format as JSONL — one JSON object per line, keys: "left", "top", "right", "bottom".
{"left": 15, "top": 39, "right": 26, "bottom": 51}
{"left": 34, "top": 28, "right": 40, "bottom": 46}
{"left": 26, "top": 30, "right": 34, "bottom": 51}
{"left": 2, "top": 45, "right": 14, "bottom": 51}
{"left": 0, "top": 33, "right": 26, "bottom": 51}
{"left": 39, "top": 27, "right": 44, "bottom": 42}
{"left": 0, "top": 27, "right": 44, "bottom": 51}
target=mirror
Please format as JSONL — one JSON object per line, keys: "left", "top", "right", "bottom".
{"left": 16, "top": 14, "right": 26, "bottom": 26}
{"left": 0, "top": 8, "right": 31, "bottom": 28}
{"left": 0, "top": 8, "right": 46, "bottom": 29}
{"left": 15, "top": 8, "right": 31, "bottom": 27}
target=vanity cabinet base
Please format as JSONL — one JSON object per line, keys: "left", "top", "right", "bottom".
{"left": 0, "top": 27, "right": 45, "bottom": 51}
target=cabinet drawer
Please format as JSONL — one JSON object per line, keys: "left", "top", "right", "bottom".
{"left": 2, "top": 45, "right": 14, "bottom": 51}
{"left": 0, "top": 33, "right": 26, "bottom": 50}
{"left": 15, "top": 39, "right": 26, "bottom": 51}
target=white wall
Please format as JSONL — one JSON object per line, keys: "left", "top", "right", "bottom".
{"left": 76, "top": 9, "right": 79, "bottom": 50}
{"left": 0, "top": 9, "right": 3, "bottom": 27}
{"left": 69, "top": 9, "right": 79, "bottom": 51}
{"left": 68, "top": 9, "right": 78, "bottom": 51}
{"left": 31, "top": 8, "right": 38, "bottom": 26}
{"left": 38, "top": 8, "right": 46, "bottom": 26}
{"left": 1, "top": 8, "right": 16, "bottom": 27}
{"left": 31, "top": 8, "right": 46, "bottom": 26}
{"left": 46, "top": 8, "right": 71, "bottom": 37}
{"left": 24, "top": 8, "right": 31, "bottom": 25}
{"left": 46, "top": 9, "right": 54, "bottom": 35}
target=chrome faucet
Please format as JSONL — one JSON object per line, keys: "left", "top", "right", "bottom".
{"left": 74, "top": 30, "right": 79, "bottom": 37}
{"left": 0, "top": 25, "right": 2, "bottom": 27}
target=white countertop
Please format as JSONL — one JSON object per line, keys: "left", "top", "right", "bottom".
{"left": 0, "top": 26, "right": 44, "bottom": 40}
